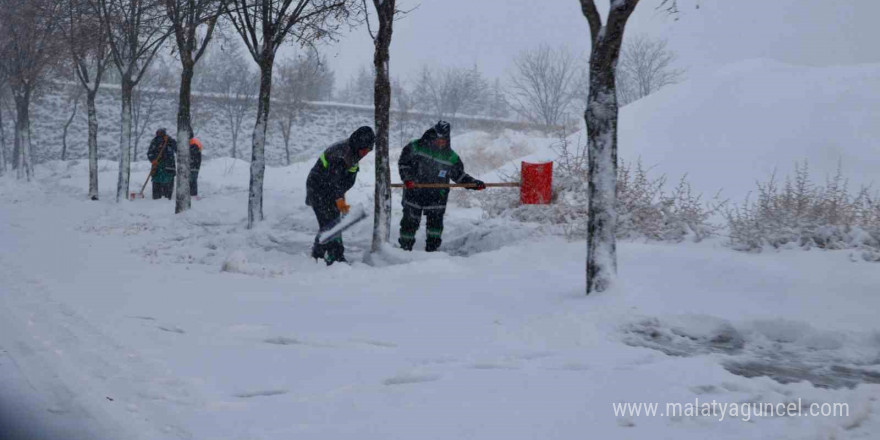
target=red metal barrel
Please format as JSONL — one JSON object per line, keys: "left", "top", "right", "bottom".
{"left": 520, "top": 161, "right": 553, "bottom": 204}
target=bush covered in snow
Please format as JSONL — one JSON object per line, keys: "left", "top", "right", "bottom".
{"left": 459, "top": 131, "right": 723, "bottom": 242}
{"left": 726, "top": 161, "right": 880, "bottom": 259}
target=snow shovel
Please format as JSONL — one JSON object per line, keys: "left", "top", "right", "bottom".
{"left": 317, "top": 203, "right": 368, "bottom": 245}
{"left": 390, "top": 182, "right": 520, "bottom": 189}
{"left": 130, "top": 138, "right": 168, "bottom": 200}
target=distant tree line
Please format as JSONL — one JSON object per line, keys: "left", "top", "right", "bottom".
{"left": 333, "top": 33, "right": 683, "bottom": 131}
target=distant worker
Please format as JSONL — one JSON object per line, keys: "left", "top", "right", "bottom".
{"left": 397, "top": 120, "right": 485, "bottom": 252}
{"left": 305, "top": 126, "right": 376, "bottom": 265}
{"left": 147, "top": 128, "right": 177, "bottom": 200}
{"left": 189, "top": 130, "right": 202, "bottom": 199}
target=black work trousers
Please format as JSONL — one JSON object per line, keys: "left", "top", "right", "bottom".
{"left": 311, "top": 197, "right": 345, "bottom": 263}
{"left": 399, "top": 202, "right": 445, "bottom": 252}
{"left": 152, "top": 179, "right": 174, "bottom": 200}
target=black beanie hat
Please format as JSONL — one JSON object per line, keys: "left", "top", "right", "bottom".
{"left": 349, "top": 126, "right": 375, "bottom": 150}
{"left": 433, "top": 120, "right": 451, "bottom": 138}
{"left": 421, "top": 120, "right": 451, "bottom": 142}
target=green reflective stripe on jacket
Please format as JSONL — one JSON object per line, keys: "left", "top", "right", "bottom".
{"left": 411, "top": 142, "right": 459, "bottom": 165}
{"left": 320, "top": 152, "right": 357, "bottom": 172}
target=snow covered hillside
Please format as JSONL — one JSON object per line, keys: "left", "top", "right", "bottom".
{"left": 4, "top": 83, "right": 536, "bottom": 167}
{"left": 2, "top": 130, "right": 880, "bottom": 439}
{"left": 618, "top": 59, "right": 880, "bottom": 200}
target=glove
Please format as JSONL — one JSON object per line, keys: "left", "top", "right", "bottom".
{"left": 404, "top": 180, "right": 415, "bottom": 190}
{"left": 335, "top": 198, "right": 350, "bottom": 215}
{"left": 472, "top": 180, "right": 486, "bottom": 191}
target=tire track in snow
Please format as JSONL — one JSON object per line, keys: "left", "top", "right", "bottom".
{"left": 0, "top": 257, "right": 198, "bottom": 439}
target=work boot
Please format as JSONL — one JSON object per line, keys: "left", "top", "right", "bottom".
{"left": 398, "top": 235, "right": 415, "bottom": 251}
{"left": 325, "top": 255, "right": 347, "bottom": 266}
{"left": 311, "top": 239, "right": 324, "bottom": 261}
{"left": 425, "top": 237, "right": 441, "bottom": 252}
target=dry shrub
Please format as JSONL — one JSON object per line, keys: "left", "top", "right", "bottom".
{"left": 726, "top": 161, "right": 880, "bottom": 259}
{"left": 459, "top": 129, "right": 723, "bottom": 242}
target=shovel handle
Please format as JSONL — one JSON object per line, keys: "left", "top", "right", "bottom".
{"left": 137, "top": 163, "right": 157, "bottom": 195}
{"left": 390, "top": 182, "right": 520, "bottom": 189}
{"left": 134, "top": 139, "right": 168, "bottom": 198}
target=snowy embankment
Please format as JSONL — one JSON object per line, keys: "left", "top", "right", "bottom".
{"left": 2, "top": 59, "right": 880, "bottom": 439}
{"left": 619, "top": 58, "right": 880, "bottom": 200}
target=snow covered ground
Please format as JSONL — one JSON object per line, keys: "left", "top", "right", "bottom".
{"left": 2, "top": 60, "right": 880, "bottom": 439}
{"left": 2, "top": 151, "right": 879, "bottom": 439}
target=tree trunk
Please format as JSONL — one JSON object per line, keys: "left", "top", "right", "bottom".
{"left": 175, "top": 64, "right": 193, "bottom": 214}
{"left": 0, "top": 103, "right": 7, "bottom": 174}
{"left": 585, "top": 65, "right": 619, "bottom": 294}
{"left": 116, "top": 78, "right": 134, "bottom": 202}
{"left": 62, "top": 97, "right": 79, "bottom": 161}
{"left": 24, "top": 116, "right": 34, "bottom": 180}
{"left": 87, "top": 90, "right": 99, "bottom": 200}
{"left": 583, "top": 0, "right": 636, "bottom": 294}
{"left": 230, "top": 109, "right": 239, "bottom": 159}
{"left": 13, "top": 91, "right": 32, "bottom": 181}
{"left": 280, "top": 117, "right": 292, "bottom": 165}
{"left": 370, "top": 1, "right": 395, "bottom": 252}
{"left": 12, "top": 100, "right": 19, "bottom": 172}
{"left": 248, "top": 59, "right": 273, "bottom": 229}
{"left": 283, "top": 133, "right": 291, "bottom": 165}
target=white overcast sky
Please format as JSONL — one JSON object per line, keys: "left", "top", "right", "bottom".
{"left": 317, "top": 0, "right": 880, "bottom": 86}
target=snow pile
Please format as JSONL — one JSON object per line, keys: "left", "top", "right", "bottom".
{"left": 619, "top": 59, "right": 880, "bottom": 201}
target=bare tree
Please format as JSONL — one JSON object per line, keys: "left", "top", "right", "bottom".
{"left": 132, "top": 89, "right": 160, "bottom": 160}
{"left": 413, "top": 65, "right": 488, "bottom": 123}
{"left": 64, "top": 0, "right": 111, "bottom": 199}
{"left": 274, "top": 50, "right": 333, "bottom": 164}
{"left": 391, "top": 77, "right": 417, "bottom": 147}
{"left": 580, "top": 0, "right": 637, "bottom": 294}
{"left": 616, "top": 34, "right": 684, "bottom": 106}
{"left": 485, "top": 78, "right": 510, "bottom": 120}
{"left": 132, "top": 58, "right": 176, "bottom": 160}
{"left": 224, "top": 0, "right": 355, "bottom": 228}
{"left": 0, "top": 0, "right": 66, "bottom": 181}
{"left": 131, "top": 86, "right": 163, "bottom": 161}
{"left": 508, "top": 45, "right": 578, "bottom": 129}
{"left": 164, "top": 0, "right": 220, "bottom": 214}
{"left": 363, "top": 0, "right": 401, "bottom": 252}
{"left": 198, "top": 45, "right": 256, "bottom": 159}
{"left": 571, "top": 56, "right": 590, "bottom": 114}
{"left": 60, "top": 86, "right": 84, "bottom": 161}
{"left": 93, "top": 0, "right": 170, "bottom": 201}
{"left": 580, "top": 0, "right": 683, "bottom": 294}
{"left": 0, "top": 72, "right": 8, "bottom": 175}
{"left": 336, "top": 64, "right": 373, "bottom": 105}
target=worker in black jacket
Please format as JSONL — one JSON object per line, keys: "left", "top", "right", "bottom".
{"left": 188, "top": 130, "right": 202, "bottom": 198}
{"left": 398, "top": 121, "right": 485, "bottom": 252}
{"left": 147, "top": 128, "right": 177, "bottom": 200}
{"left": 305, "top": 126, "right": 375, "bottom": 265}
